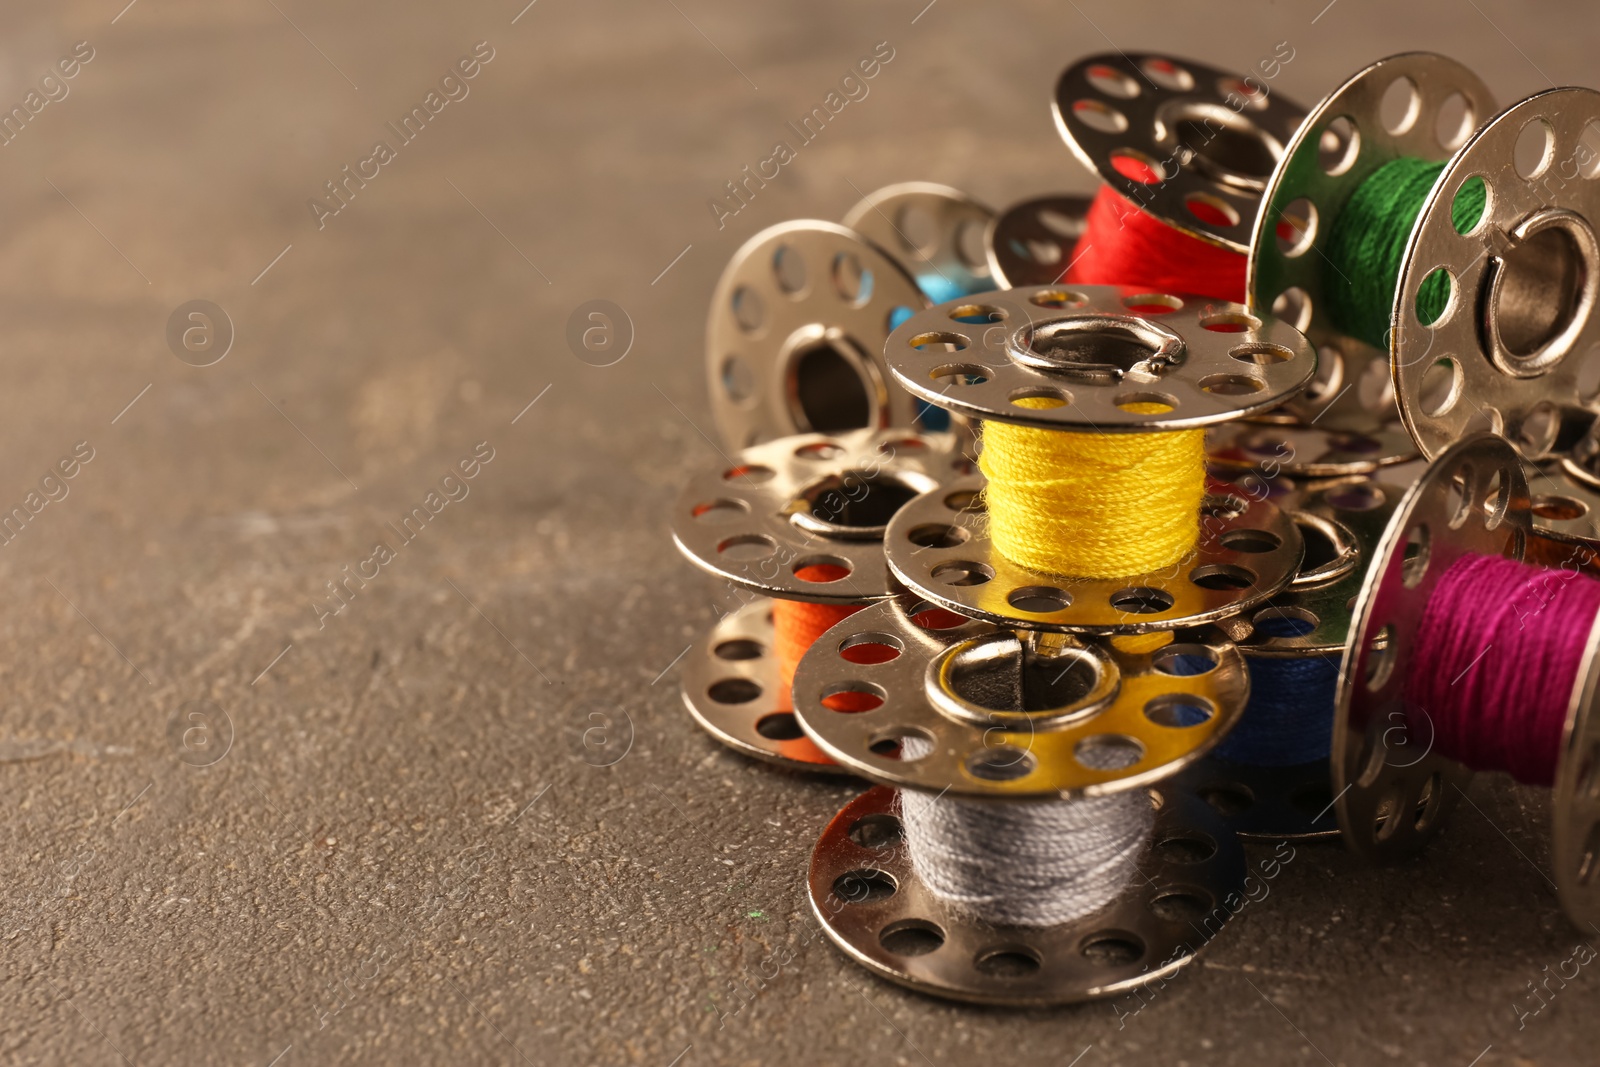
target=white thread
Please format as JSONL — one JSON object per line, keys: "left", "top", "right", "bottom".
{"left": 897, "top": 788, "right": 1153, "bottom": 927}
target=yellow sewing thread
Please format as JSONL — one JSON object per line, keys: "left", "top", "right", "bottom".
{"left": 977, "top": 399, "right": 1205, "bottom": 579}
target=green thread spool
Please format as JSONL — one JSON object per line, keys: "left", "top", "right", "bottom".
{"left": 1325, "top": 157, "right": 1487, "bottom": 348}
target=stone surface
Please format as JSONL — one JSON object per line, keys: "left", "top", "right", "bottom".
{"left": 0, "top": 1, "right": 1595, "bottom": 1064}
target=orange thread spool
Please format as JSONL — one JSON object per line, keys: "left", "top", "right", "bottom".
{"left": 771, "top": 563, "right": 888, "bottom": 712}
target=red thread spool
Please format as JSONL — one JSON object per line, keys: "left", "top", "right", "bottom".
{"left": 1064, "top": 185, "right": 1247, "bottom": 303}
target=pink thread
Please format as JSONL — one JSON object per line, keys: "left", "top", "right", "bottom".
{"left": 1406, "top": 553, "right": 1600, "bottom": 786}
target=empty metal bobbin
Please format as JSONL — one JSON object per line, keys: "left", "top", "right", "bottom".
{"left": 984, "top": 194, "right": 1093, "bottom": 288}
{"left": 1181, "top": 477, "right": 1403, "bottom": 840}
{"left": 1393, "top": 87, "right": 1600, "bottom": 462}
{"left": 843, "top": 182, "right": 997, "bottom": 303}
{"left": 672, "top": 427, "right": 969, "bottom": 604}
{"left": 1248, "top": 52, "right": 1496, "bottom": 431}
{"left": 706, "top": 221, "right": 931, "bottom": 449}
{"left": 808, "top": 784, "right": 1247, "bottom": 1005}
{"left": 1054, "top": 52, "right": 1306, "bottom": 253}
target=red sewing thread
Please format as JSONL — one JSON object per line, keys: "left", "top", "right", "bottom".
{"left": 1065, "top": 186, "right": 1247, "bottom": 304}
{"left": 1405, "top": 553, "right": 1600, "bottom": 786}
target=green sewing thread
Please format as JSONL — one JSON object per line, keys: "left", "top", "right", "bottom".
{"left": 1324, "top": 157, "right": 1486, "bottom": 348}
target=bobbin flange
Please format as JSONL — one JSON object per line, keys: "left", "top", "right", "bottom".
{"left": 984, "top": 195, "right": 1093, "bottom": 288}
{"left": 1554, "top": 612, "right": 1600, "bottom": 929}
{"left": 843, "top": 183, "right": 997, "bottom": 302}
{"left": 792, "top": 596, "right": 1249, "bottom": 797}
{"left": 1207, "top": 423, "right": 1418, "bottom": 478}
{"left": 1053, "top": 53, "right": 1306, "bottom": 253}
{"left": 881, "top": 285, "right": 1316, "bottom": 431}
{"left": 1393, "top": 87, "right": 1600, "bottom": 461}
{"left": 672, "top": 428, "right": 968, "bottom": 604}
{"left": 707, "top": 221, "right": 930, "bottom": 449}
{"left": 1332, "top": 434, "right": 1531, "bottom": 863}
{"left": 1182, "top": 478, "right": 1403, "bottom": 840}
{"left": 808, "top": 784, "right": 1248, "bottom": 1006}
{"left": 680, "top": 597, "right": 843, "bottom": 772}
{"left": 1526, "top": 459, "right": 1600, "bottom": 554}
{"left": 883, "top": 474, "right": 1303, "bottom": 633}
{"left": 1248, "top": 52, "right": 1496, "bottom": 431}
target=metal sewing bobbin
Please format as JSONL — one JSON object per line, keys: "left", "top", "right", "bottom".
{"left": 1206, "top": 421, "right": 1417, "bottom": 479}
{"left": 1390, "top": 87, "right": 1600, "bottom": 462}
{"left": 842, "top": 183, "right": 997, "bottom": 304}
{"left": 793, "top": 594, "right": 1250, "bottom": 1005}
{"left": 1529, "top": 453, "right": 1600, "bottom": 570}
{"left": 706, "top": 221, "right": 931, "bottom": 450}
{"left": 1180, "top": 475, "right": 1402, "bottom": 839}
{"left": 1053, "top": 53, "right": 1306, "bottom": 255}
{"left": 1333, "top": 433, "right": 1600, "bottom": 928}
{"left": 1248, "top": 52, "right": 1496, "bottom": 431}
{"left": 877, "top": 284, "right": 1314, "bottom": 633}
{"left": 671, "top": 427, "right": 969, "bottom": 772}
{"left": 983, "top": 194, "right": 1093, "bottom": 288}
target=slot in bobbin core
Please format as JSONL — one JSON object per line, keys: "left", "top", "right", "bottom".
{"left": 792, "top": 597, "right": 1249, "bottom": 798}
{"left": 1247, "top": 52, "right": 1496, "bottom": 432}
{"left": 984, "top": 194, "right": 1093, "bottom": 288}
{"left": 1053, "top": 52, "right": 1306, "bottom": 252}
{"left": 1393, "top": 87, "right": 1600, "bottom": 461}
{"left": 808, "top": 785, "right": 1247, "bottom": 1006}
{"left": 843, "top": 183, "right": 996, "bottom": 301}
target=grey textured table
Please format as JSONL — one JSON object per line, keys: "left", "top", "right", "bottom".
{"left": 2, "top": 1, "right": 1596, "bottom": 1064}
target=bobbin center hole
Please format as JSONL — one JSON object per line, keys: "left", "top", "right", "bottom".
{"left": 783, "top": 330, "right": 878, "bottom": 434}
{"left": 1485, "top": 209, "right": 1599, "bottom": 377}
{"left": 1158, "top": 101, "right": 1282, "bottom": 190}
{"left": 790, "top": 469, "right": 935, "bottom": 539}
{"left": 1015, "top": 315, "right": 1185, "bottom": 381}
{"left": 927, "top": 632, "right": 1116, "bottom": 729}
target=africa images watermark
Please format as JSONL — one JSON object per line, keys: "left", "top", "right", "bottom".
{"left": 707, "top": 41, "right": 896, "bottom": 230}
{"left": 307, "top": 41, "right": 498, "bottom": 230}
{"left": 0, "top": 40, "right": 95, "bottom": 148}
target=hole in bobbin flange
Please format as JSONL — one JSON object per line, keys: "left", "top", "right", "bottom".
{"left": 879, "top": 919, "right": 945, "bottom": 956}
{"left": 1080, "top": 931, "right": 1146, "bottom": 964}
{"left": 833, "top": 868, "right": 897, "bottom": 904}
{"left": 849, "top": 813, "right": 904, "bottom": 849}
{"left": 974, "top": 945, "right": 1043, "bottom": 978}
{"left": 788, "top": 340, "right": 874, "bottom": 434}
{"left": 1488, "top": 213, "right": 1596, "bottom": 373}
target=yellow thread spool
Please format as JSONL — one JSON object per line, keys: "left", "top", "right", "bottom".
{"left": 978, "top": 399, "right": 1206, "bottom": 579}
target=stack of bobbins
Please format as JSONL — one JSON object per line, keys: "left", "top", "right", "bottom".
{"left": 671, "top": 428, "right": 969, "bottom": 772}
{"left": 1247, "top": 52, "right": 1497, "bottom": 432}
{"left": 1052, "top": 52, "right": 1307, "bottom": 305}
{"left": 1333, "top": 434, "right": 1600, "bottom": 928}
{"left": 786, "top": 285, "right": 1317, "bottom": 1004}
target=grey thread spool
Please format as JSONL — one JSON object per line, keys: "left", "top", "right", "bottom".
{"left": 897, "top": 779, "right": 1153, "bottom": 927}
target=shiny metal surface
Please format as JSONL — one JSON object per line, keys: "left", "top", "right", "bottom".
{"left": 1394, "top": 88, "right": 1600, "bottom": 460}
{"left": 1207, "top": 422, "right": 1417, "bottom": 478}
{"left": 1053, "top": 53, "right": 1305, "bottom": 252}
{"left": 843, "top": 183, "right": 997, "bottom": 300}
{"left": 706, "top": 220, "right": 930, "bottom": 449}
{"left": 883, "top": 474, "right": 1303, "bottom": 632}
{"left": 882, "top": 285, "right": 1316, "bottom": 431}
{"left": 807, "top": 785, "right": 1247, "bottom": 1005}
{"left": 1332, "top": 434, "right": 1529, "bottom": 862}
{"left": 680, "top": 597, "right": 844, "bottom": 772}
{"left": 1248, "top": 53, "right": 1495, "bottom": 431}
{"left": 1174, "top": 757, "right": 1339, "bottom": 840}
{"left": 984, "top": 194, "right": 1093, "bottom": 288}
{"left": 671, "top": 428, "right": 968, "bottom": 604}
{"left": 792, "top": 595, "right": 1248, "bottom": 798}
